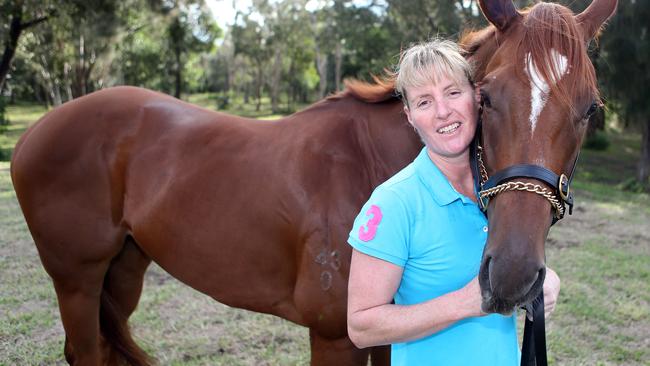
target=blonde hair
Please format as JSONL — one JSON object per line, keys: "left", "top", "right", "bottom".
{"left": 394, "top": 39, "right": 474, "bottom": 104}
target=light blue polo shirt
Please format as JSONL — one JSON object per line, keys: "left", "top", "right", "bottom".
{"left": 348, "top": 148, "right": 518, "bottom": 366}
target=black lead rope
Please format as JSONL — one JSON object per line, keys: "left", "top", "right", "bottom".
{"left": 521, "top": 292, "right": 547, "bottom": 366}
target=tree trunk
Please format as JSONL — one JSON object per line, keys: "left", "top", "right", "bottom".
{"left": 638, "top": 117, "right": 650, "bottom": 185}
{"left": 0, "top": 12, "right": 23, "bottom": 91}
{"left": 0, "top": 6, "right": 52, "bottom": 91}
{"left": 270, "top": 48, "right": 282, "bottom": 113}
{"left": 39, "top": 55, "right": 62, "bottom": 106}
{"left": 174, "top": 45, "right": 182, "bottom": 99}
{"left": 335, "top": 40, "right": 342, "bottom": 92}
{"left": 287, "top": 59, "right": 295, "bottom": 110}
{"left": 71, "top": 34, "right": 86, "bottom": 98}
{"left": 256, "top": 60, "right": 263, "bottom": 112}
{"left": 315, "top": 48, "right": 328, "bottom": 99}
{"left": 64, "top": 62, "right": 73, "bottom": 101}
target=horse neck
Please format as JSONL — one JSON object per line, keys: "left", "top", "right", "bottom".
{"left": 350, "top": 99, "right": 423, "bottom": 187}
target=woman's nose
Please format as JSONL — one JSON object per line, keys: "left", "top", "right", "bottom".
{"left": 435, "top": 99, "right": 452, "bottom": 120}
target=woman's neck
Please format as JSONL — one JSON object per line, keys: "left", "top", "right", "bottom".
{"left": 426, "top": 148, "right": 476, "bottom": 202}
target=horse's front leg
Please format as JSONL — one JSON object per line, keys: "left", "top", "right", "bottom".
{"left": 309, "top": 329, "right": 369, "bottom": 366}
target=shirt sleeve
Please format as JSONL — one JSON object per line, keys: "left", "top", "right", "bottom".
{"left": 348, "top": 187, "right": 410, "bottom": 267}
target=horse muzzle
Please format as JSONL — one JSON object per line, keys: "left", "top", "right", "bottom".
{"left": 478, "top": 252, "right": 546, "bottom": 314}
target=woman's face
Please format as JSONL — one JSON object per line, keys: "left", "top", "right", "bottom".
{"left": 403, "top": 73, "right": 480, "bottom": 162}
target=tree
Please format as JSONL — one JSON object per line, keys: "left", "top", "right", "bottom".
{"left": 335, "top": 2, "right": 397, "bottom": 82}
{"left": 386, "top": 0, "right": 462, "bottom": 43}
{"left": 114, "top": 9, "right": 167, "bottom": 90}
{"left": 6, "top": 0, "right": 144, "bottom": 105}
{"left": 162, "top": 1, "right": 221, "bottom": 98}
{"left": 231, "top": 6, "right": 273, "bottom": 111}
{"left": 0, "top": 0, "right": 55, "bottom": 91}
{"left": 598, "top": 0, "right": 650, "bottom": 185}
{"left": 310, "top": 3, "right": 337, "bottom": 98}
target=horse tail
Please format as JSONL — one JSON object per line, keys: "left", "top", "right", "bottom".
{"left": 99, "top": 290, "right": 152, "bottom": 366}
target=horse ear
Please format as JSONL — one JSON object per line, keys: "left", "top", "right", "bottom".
{"left": 575, "top": 0, "right": 618, "bottom": 41}
{"left": 478, "top": 0, "right": 520, "bottom": 31}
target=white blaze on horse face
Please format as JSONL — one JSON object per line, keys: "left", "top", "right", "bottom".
{"left": 526, "top": 49, "right": 569, "bottom": 134}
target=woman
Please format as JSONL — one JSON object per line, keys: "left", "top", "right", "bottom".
{"left": 346, "top": 39, "right": 560, "bottom": 365}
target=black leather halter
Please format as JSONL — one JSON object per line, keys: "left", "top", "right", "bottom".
{"left": 470, "top": 120, "right": 579, "bottom": 226}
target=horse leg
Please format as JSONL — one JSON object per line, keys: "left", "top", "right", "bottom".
{"left": 49, "top": 236, "right": 151, "bottom": 366}
{"left": 309, "top": 329, "right": 369, "bottom": 366}
{"left": 100, "top": 236, "right": 152, "bottom": 365}
{"left": 52, "top": 262, "right": 109, "bottom": 366}
{"left": 369, "top": 345, "right": 391, "bottom": 366}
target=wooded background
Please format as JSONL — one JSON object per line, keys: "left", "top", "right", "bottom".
{"left": 0, "top": 0, "right": 648, "bottom": 188}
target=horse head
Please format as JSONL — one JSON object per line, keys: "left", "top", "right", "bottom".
{"left": 464, "top": 0, "right": 617, "bottom": 314}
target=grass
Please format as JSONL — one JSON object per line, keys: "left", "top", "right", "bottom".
{"left": 1, "top": 104, "right": 49, "bottom": 161}
{"left": 1, "top": 98, "right": 649, "bottom": 365}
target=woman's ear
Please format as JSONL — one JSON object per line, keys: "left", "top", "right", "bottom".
{"left": 403, "top": 105, "right": 414, "bottom": 126}
{"left": 475, "top": 86, "right": 482, "bottom": 105}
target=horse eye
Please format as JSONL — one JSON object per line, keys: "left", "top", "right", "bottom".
{"left": 584, "top": 102, "right": 598, "bottom": 119}
{"left": 480, "top": 90, "right": 492, "bottom": 109}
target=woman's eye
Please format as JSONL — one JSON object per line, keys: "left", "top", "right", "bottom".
{"left": 480, "top": 90, "right": 492, "bottom": 108}
{"left": 418, "top": 100, "right": 430, "bottom": 108}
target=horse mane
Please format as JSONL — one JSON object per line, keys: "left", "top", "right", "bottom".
{"left": 459, "top": 26, "right": 496, "bottom": 59}
{"left": 518, "top": 3, "right": 600, "bottom": 112}
{"left": 332, "top": 74, "right": 399, "bottom": 104}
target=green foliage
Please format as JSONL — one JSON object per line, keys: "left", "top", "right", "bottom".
{"left": 617, "top": 177, "right": 649, "bottom": 193}
{"left": 598, "top": 1, "right": 649, "bottom": 126}
{"left": 583, "top": 130, "right": 610, "bottom": 151}
{"left": 597, "top": 0, "right": 650, "bottom": 184}
{"left": 164, "top": 1, "right": 221, "bottom": 97}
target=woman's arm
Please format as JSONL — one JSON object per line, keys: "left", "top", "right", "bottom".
{"left": 347, "top": 249, "right": 485, "bottom": 349}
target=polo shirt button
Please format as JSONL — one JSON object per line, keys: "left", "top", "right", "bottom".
{"left": 483, "top": 226, "right": 488, "bottom": 232}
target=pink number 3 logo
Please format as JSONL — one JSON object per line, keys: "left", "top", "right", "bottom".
{"left": 359, "top": 205, "right": 383, "bottom": 242}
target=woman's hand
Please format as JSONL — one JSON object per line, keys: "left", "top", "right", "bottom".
{"left": 458, "top": 276, "right": 487, "bottom": 318}
{"left": 542, "top": 267, "right": 560, "bottom": 318}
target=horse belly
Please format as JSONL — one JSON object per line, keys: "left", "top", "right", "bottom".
{"left": 123, "top": 142, "right": 306, "bottom": 324}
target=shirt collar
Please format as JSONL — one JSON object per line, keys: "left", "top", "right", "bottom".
{"left": 413, "top": 147, "right": 475, "bottom": 206}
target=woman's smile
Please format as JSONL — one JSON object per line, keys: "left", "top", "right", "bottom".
{"left": 437, "top": 121, "right": 462, "bottom": 134}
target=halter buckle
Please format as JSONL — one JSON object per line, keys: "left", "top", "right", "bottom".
{"left": 558, "top": 173, "right": 570, "bottom": 202}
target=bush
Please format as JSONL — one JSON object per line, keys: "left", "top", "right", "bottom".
{"left": 583, "top": 130, "right": 610, "bottom": 151}
{"left": 617, "top": 177, "right": 650, "bottom": 193}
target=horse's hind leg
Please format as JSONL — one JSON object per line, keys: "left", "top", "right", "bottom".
{"left": 53, "top": 261, "right": 110, "bottom": 365}
{"left": 45, "top": 234, "right": 151, "bottom": 366}
{"left": 103, "top": 236, "right": 151, "bottom": 324}
{"left": 99, "top": 236, "right": 152, "bottom": 365}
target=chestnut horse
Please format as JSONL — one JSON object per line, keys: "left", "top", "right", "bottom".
{"left": 10, "top": 0, "right": 616, "bottom": 364}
